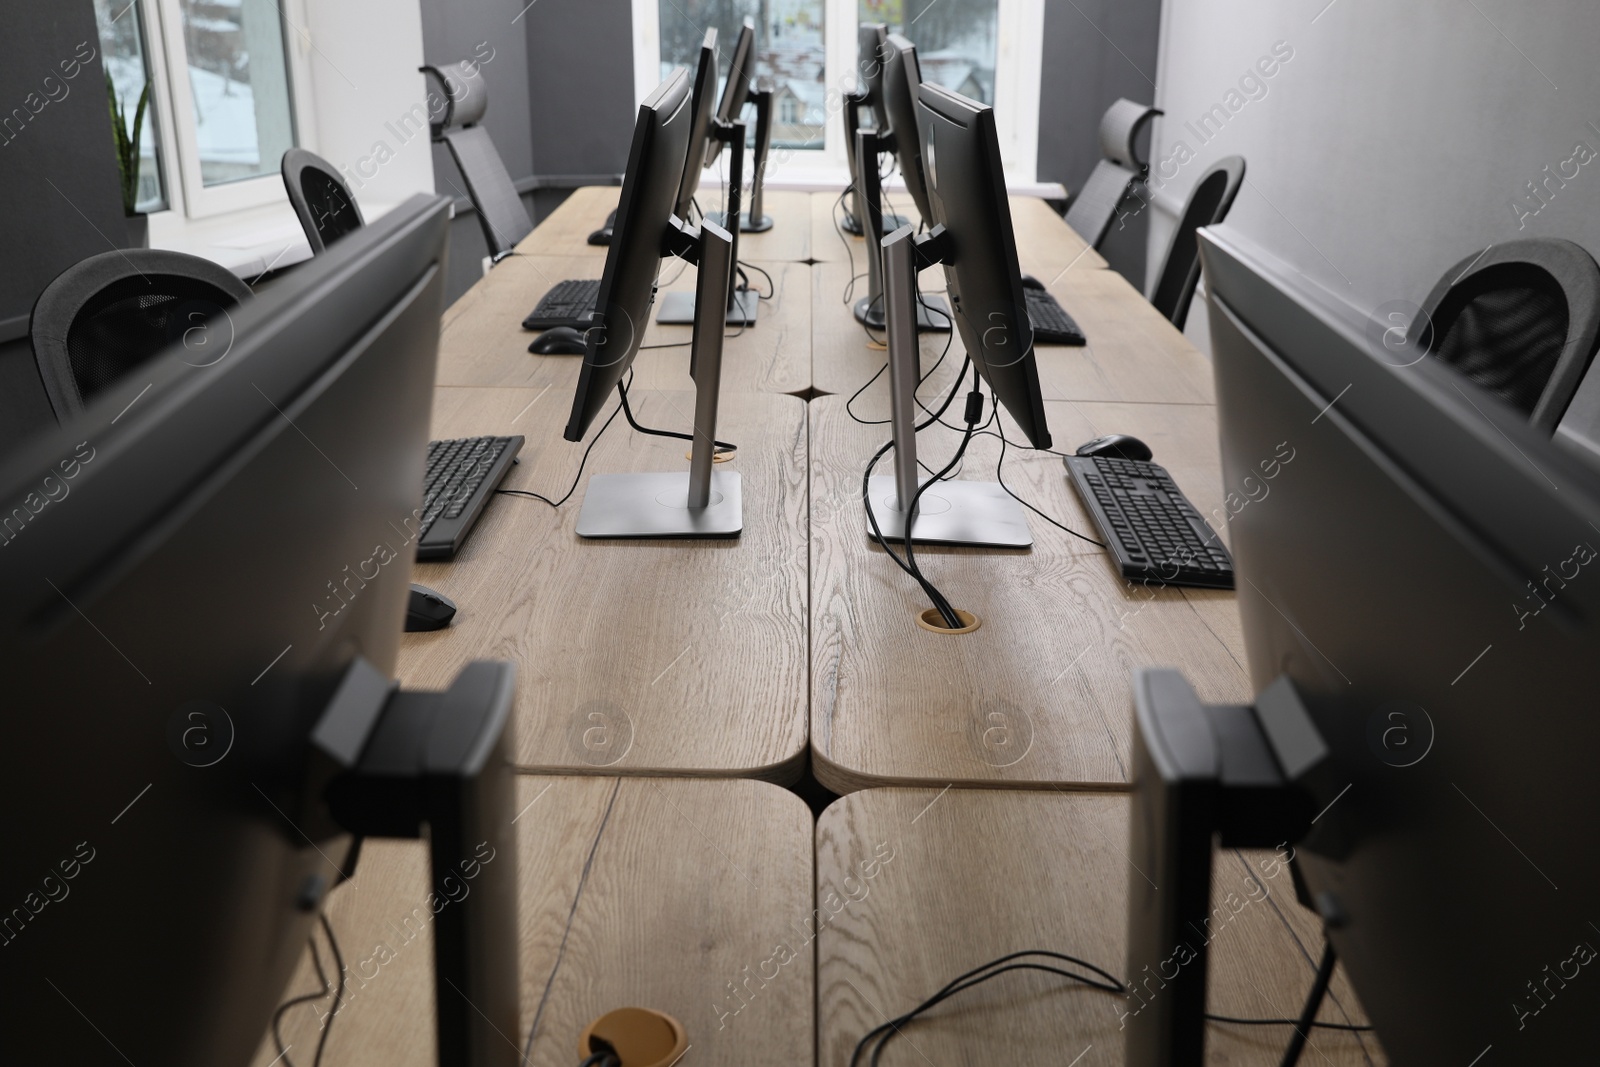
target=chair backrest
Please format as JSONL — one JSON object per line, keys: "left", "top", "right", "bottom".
{"left": 421, "top": 60, "right": 534, "bottom": 260}
{"left": 281, "top": 147, "right": 365, "bottom": 254}
{"left": 1063, "top": 98, "right": 1162, "bottom": 249}
{"left": 1412, "top": 239, "right": 1600, "bottom": 432}
{"left": 1147, "top": 155, "right": 1245, "bottom": 330}
{"left": 29, "top": 249, "right": 252, "bottom": 422}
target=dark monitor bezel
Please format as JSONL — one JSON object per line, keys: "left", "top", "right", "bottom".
{"left": 705, "top": 18, "right": 755, "bottom": 168}
{"left": 674, "top": 27, "right": 720, "bottom": 220}
{"left": 858, "top": 22, "right": 890, "bottom": 129}
{"left": 882, "top": 33, "right": 933, "bottom": 224}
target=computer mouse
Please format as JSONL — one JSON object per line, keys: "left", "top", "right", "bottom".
{"left": 587, "top": 227, "right": 613, "bottom": 246}
{"left": 529, "top": 326, "right": 589, "bottom": 356}
{"left": 1075, "top": 434, "right": 1153, "bottom": 462}
{"left": 405, "top": 583, "right": 457, "bottom": 632}
{"left": 1019, "top": 274, "right": 1045, "bottom": 290}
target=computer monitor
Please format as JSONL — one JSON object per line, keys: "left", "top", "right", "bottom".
{"left": 0, "top": 196, "right": 521, "bottom": 1066}
{"left": 673, "top": 28, "right": 719, "bottom": 223}
{"left": 1123, "top": 226, "right": 1600, "bottom": 1063}
{"left": 705, "top": 18, "right": 755, "bottom": 169}
{"left": 844, "top": 22, "right": 908, "bottom": 237}
{"left": 881, "top": 34, "right": 933, "bottom": 225}
{"left": 865, "top": 82, "right": 1050, "bottom": 549}
{"left": 564, "top": 70, "right": 740, "bottom": 539}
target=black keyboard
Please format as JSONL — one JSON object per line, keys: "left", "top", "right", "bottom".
{"left": 417, "top": 436, "right": 524, "bottom": 561}
{"left": 1064, "top": 454, "right": 1234, "bottom": 589}
{"left": 1025, "top": 287, "right": 1087, "bottom": 345}
{"left": 523, "top": 279, "right": 600, "bottom": 330}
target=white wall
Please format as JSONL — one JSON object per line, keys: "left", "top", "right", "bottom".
{"left": 1146, "top": 0, "right": 1600, "bottom": 353}
{"left": 299, "top": 0, "right": 435, "bottom": 210}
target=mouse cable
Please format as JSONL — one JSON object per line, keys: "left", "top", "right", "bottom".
{"left": 853, "top": 940, "right": 1371, "bottom": 1067}
{"left": 991, "top": 412, "right": 1106, "bottom": 549}
{"left": 495, "top": 372, "right": 631, "bottom": 508}
{"left": 617, "top": 377, "right": 736, "bottom": 455}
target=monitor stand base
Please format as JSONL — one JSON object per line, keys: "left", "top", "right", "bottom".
{"left": 656, "top": 287, "right": 759, "bottom": 326}
{"left": 575, "top": 470, "right": 742, "bottom": 539}
{"left": 843, "top": 210, "right": 910, "bottom": 237}
{"left": 855, "top": 293, "right": 951, "bottom": 332}
{"left": 865, "top": 475, "right": 1032, "bottom": 548}
{"left": 706, "top": 209, "right": 774, "bottom": 234}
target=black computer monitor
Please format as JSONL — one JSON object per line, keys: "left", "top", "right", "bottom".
{"left": 673, "top": 28, "right": 719, "bottom": 222}
{"left": 705, "top": 18, "right": 754, "bottom": 169}
{"left": 881, "top": 33, "right": 933, "bottom": 225}
{"left": 858, "top": 22, "right": 890, "bottom": 129}
{"left": 0, "top": 196, "right": 520, "bottom": 1066}
{"left": 916, "top": 82, "right": 1049, "bottom": 449}
{"left": 1125, "top": 227, "right": 1600, "bottom": 1063}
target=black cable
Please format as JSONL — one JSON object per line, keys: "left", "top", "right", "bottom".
{"left": 617, "top": 377, "right": 736, "bottom": 455}
{"left": 1211, "top": 1013, "right": 1373, "bottom": 1033}
{"left": 313, "top": 912, "right": 345, "bottom": 1067}
{"left": 900, "top": 378, "right": 982, "bottom": 629}
{"left": 992, "top": 413, "right": 1107, "bottom": 549}
{"left": 494, "top": 374, "right": 631, "bottom": 508}
{"left": 270, "top": 930, "right": 331, "bottom": 1067}
{"left": 739, "top": 260, "right": 775, "bottom": 299}
{"left": 1278, "top": 939, "right": 1340, "bottom": 1067}
{"left": 843, "top": 312, "right": 955, "bottom": 427}
{"left": 578, "top": 1050, "right": 620, "bottom": 1067}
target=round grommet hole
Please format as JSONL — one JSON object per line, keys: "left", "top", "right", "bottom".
{"left": 916, "top": 608, "right": 980, "bottom": 634}
{"left": 684, "top": 448, "right": 736, "bottom": 463}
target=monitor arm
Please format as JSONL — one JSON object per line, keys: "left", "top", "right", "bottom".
{"left": 1123, "top": 668, "right": 1335, "bottom": 1067}
{"left": 854, "top": 127, "right": 893, "bottom": 325}
{"left": 844, "top": 89, "right": 868, "bottom": 234}
{"left": 318, "top": 658, "right": 521, "bottom": 1067}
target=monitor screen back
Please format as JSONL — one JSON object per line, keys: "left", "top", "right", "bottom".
{"left": 915, "top": 81, "right": 1050, "bottom": 449}
{"left": 0, "top": 195, "right": 450, "bottom": 1066}
{"left": 882, "top": 34, "right": 933, "bottom": 224}
{"left": 675, "top": 29, "right": 719, "bottom": 220}
{"left": 1204, "top": 226, "right": 1600, "bottom": 1063}
{"left": 707, "top": 21, "right": 755, "bottom": 168}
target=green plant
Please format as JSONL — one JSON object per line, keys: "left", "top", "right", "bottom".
{"left": 107, "top": 73, "right": 150, "bottom": 217}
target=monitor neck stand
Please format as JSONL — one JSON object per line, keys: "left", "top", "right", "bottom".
{"left": 576, "top": 218, "right": 742, "bottom": 538}
{"left": 853, "top": 129, "right": 951, "bottom": 333}
{"left": 866, "top": 226, "right": 1030, "bottom": 548}
{"left": 657, "top": 119, "right": 759, "bottom": 327}
{"left": 842, "top": 92, "right": 908, "bottom": 237}
{"left": 741, "top": 88, "right": 774, "bottom": 232}
{"left": 321, "top": 658, "right": 522, "bottom": 1067}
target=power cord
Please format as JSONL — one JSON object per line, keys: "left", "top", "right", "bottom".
{"left": 495, "top": 372, "right": 632, "bottom": 508}
{"left": 991, "top": 411, "right": 1106, "bottom": 549}
{"left": 738, "top": 261, "right": 775, "bottom": 300}
{"left": 268, "top": 912, "right": 347, "bottom": 1067}
{"left": 617, "top": 376, "right": 736, "bottom": 456}
{"left": 852, "top": 939, "right": 1370, "bottom": 1067}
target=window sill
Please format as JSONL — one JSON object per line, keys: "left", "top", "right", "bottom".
{"left": 148, "top": 198, "right": 408, "bottom": 281}
{"left": 708, "top": 160, "right": 1065, "bottom": 200}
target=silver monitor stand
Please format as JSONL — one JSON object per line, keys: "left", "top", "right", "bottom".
{"left": 658, "top": 119, "right": 759, "bottom": 327}
{"left": 866, "top": 226, "right": 1031, "bottom": 548}
{"left": 576, "top": 220, "right": 742, "bottom": 539}
{"left": 852, "top": 128, "right": 951, "bottom": 333}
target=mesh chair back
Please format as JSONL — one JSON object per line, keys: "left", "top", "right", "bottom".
{"left": 421, "top": 61, "right": 533, "bottom": 260}
{"left": 30, "top": 250, "right": 251, "bottom": 422}
{"left": 1148, "top": 156, "right": 1245, "bottom": 330}
{"left": 1063, "top": 98, "right": 1162, "bottom": 249}
{"left": 282, "top": 147, "right": 365, "bottom": 253}
{"left": 1413, "top": 239, "right": 1600, "bottom": 431}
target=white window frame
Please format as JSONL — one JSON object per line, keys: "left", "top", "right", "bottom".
{"left": 631, "top": 0, "right": 1042, "bottom": 185}
{"left": 140, "top": 0, "right": 316, "bottom": 219}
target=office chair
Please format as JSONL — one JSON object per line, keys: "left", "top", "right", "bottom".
{"left": 282, "top": 147, "right": 365, "bottom": 253}
{"left": 1412, "top": 239, "right": 1600, "bottom": 431}
{"left": 1063, "top": 98, "right": 1162, "bottom": 250}
{"left": 1147, "top": 155, "right": 1245, "bottom": 331}
{"left": 421, "top": 60, "right": 534, "bottom": 261}
{"left": 29, "top": 249, "right": 251, "bottom": 422}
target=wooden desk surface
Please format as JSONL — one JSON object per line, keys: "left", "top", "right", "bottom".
{"left": 251, "top": 776, "right": 815, "bottom": 1067}
{"left": 438, "top": 253, "right": 812, "bottom": 396}
{"left": 812, "top": 259, "right": 1215, "bottom": 405}
{"left": 529, "top": 185, "right": 814, "bottom": 262}
{"left": 809, "top": 191, "right": 1109, "bottom": 275}
{"left": 817, "top": 788, "right": 1383, "bottom": 1066}
{"left": 403, "top": 387, "right": 810, "bottom": 781}
{"left": 809, "top": 394, "right": 1249, "bottom": 793}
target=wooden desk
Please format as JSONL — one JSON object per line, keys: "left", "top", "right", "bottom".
{"left": 812, "top": 258, "right": 1214, "bottom": 404}
{"left": 817, "top": 788, "right": 1383, "bottom": 1065}
{"left": 251, "top": 777, "right": 815, "bottom": 1067}
{"left": 529, "top": 185, "right": 814, "bottom": 262}
{"left": 438, "top": 253, "right": 812, "bottom": 396}
{"left": 403, "top": 387, "right": 810, "bottom": 781}
{"left": 809, "top": 191, "right": 1109, "bottom": 277}
{"left": 809, "top": 394, "right": 1249, "bottom": 793}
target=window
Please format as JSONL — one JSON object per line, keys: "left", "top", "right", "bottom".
{"left": 633, "top": 0, "right": 1041, "bottom": 181}
{"left": 95, "top": 0, "right": 309, "bottom": 219}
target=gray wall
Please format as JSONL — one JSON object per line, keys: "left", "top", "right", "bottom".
{"left": 418, "top": 0, "right": 636, "bottom": 302}
{"left": 1148, "top": 0, "right": 1600, "bottom": 354}
{"left": 0, "top": 2, "right": 129, "bottom": 455}
{"left": 1035, "top": 0, "right": 1165, "bottom": 288}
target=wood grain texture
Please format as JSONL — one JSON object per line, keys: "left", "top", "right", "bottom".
{"left": 809, "top": 394, "right": 1252, "bottom": 792}
{"left": 811, "top": 261, "right": 1216, "bottom": 405}
{"left": 808, "top": 191, "right": 1108, "bottom": 275}
{"left": 401, "top": 387, "right": 810, "bottom": 781}
{"left": 438, "top": 253, "right": 812, "bottom": 396}
{"left": 250, "top": 776, "right": 815, "bottom": 1067}
{"left": 523, "top": 185, "right": 814, "bottom": 262}
{"left": 816, "top": 788, "right": 1384, "bottom": 1066}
